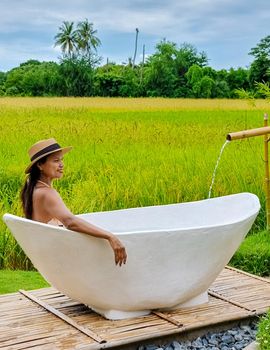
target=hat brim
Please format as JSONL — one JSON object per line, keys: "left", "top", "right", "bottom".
{"left": 25, "top": 146, "right": 72, "bottom": 174}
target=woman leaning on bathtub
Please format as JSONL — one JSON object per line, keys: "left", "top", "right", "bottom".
{"left": 20, "top": 138, "right": 127, "bottom": 267}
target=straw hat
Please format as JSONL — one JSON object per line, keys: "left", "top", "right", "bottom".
{"left": 25, "top": 138, "right": 72, "bottom": 174}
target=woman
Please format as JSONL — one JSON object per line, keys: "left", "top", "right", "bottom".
{"left": 21, "top": 138, "right": 127, "bottom": 267}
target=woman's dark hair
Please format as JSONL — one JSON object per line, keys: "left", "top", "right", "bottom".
{"left": 20, "top": 156, "right": 48, "bottom": 219}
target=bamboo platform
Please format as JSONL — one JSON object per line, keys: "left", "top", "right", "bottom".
{"left": 1, "top": 266, "right": 270, "bottom": 350}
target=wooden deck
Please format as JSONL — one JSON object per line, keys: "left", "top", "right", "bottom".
{"left": 1, "top": 266, "right": 270, "bottom": 350}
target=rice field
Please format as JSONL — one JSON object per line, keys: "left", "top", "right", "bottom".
{"left": 0, "top": 97, "right": 269, "bottom": 269}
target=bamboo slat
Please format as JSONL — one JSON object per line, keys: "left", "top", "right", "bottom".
{"left": 226, "top": 265, "right": 270, "bottom": 284}
{"left": 208, "top": 290, "right": 256, "bottom": 313}
{"left": 0, "top": 267, "right": 270, "bottom": 350}
{"left": 151, "top": 311, "right": 183, "bottom": 327}
{"left": 19, "top": 289, "right": 106, "bottom": 344}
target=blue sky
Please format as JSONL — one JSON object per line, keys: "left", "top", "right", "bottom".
{"left": 0, "top": 0, "right": 269, "bottom": 72}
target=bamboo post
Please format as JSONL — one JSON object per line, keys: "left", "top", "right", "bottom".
{"left": 264, "top": 113, "right": 270, "bottom": 230}
{"left": 226, "top": 114, "right": 270, "bottom": 231}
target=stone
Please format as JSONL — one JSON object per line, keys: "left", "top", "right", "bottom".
{"left": 191, "top": 338, "right": 203, "bottom": 348}
{"left": 145, "top": 345, "right": 159, "bottom": 350}
{"left": 202, "top": 338, "right": 208, "bottom": 346}
{"left": 228, "top": 330, "right": 239, "bottom": 336}
{"left": 235, "top": 342, "right": 245, "bottom": 350}
{"left": 221, "top": 334, "right": 234, "bottom": 344}
{"left": 171, "top": 341, "right": 184, "bottom": 350}
{"left": 235, "top": 334, "right": 243, "bottom": 341}
{"left": 165, "top": 346, "right": 173, "bottom": 350}
{"left": 240, "top": 325, "right": 252, "bottom": 334}
{"left": 138, "top": 321, "right": 257, "bottom": 350}
{"left": 209, "top": 334, "right": 219, "bottom": 345}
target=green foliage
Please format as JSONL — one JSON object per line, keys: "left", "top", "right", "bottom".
{"left": 257, "top": 310, "right": 270, "bottom": 350}
{"left": 249, "top": 56, "right": 270, "bottom": 85}
{"left": 249, "top": 35, "right": 270, "bottom": 84}
{"left": 94, "top": 68, "right": 123, "bottom": 96}
{"left": 214, "top": 80, "right": 231, "bottom": 98}
{"left": 2, "top": 32, "right": 270, "bottom": 98}
{"left": 4, "top": 60, "right": 60, "bottom": 96}
{"left": 249, "top": 35, "right": 270, "bottom": 60}
{"left": 52, "top": 19, "right": 100, "bottom": 97}
{"left": 236, "top": 81, "right": 270, "bottom": 102}
{"left": 76, "top": 19, "right": 101, "bottom": 58}
{"left": 143, "top": 40, "right": 207, "bottom": 97}
{"left": 226, "top": 68, "right": 250, "bottom": 97}
{"left": 54, "top": 21, "right": 77, "bottom": 58}
{"left": 0, "top": 71, "right": 6, "bottom": 92}
{"left": 199, "top": 76, "right": 215, "bottom": 98}
{"left": 256, "top": 82, "right": 270, "bottom": 99}
{"left": 235, "top": 88, "right": 256, "bottom": 100}
{"left": 175, "top": 43, "right": 208, "bottom": 75}
{"left": 230, "top": 231, "right": 270, "bottom": 276}
{"left": 186, "top": 65, "right": 203, "bottom": 86}
{"left": 94, "top": 64, "right": 141, "bottom": 97}
{"left": 144, "top": 40, "right": 178, "bottom": 97}
{"left": 58, "top": 58, "right": 94, "bottom": 96}
{"left": 186, "top": 65, "right": 216, "bottom": 97}
{"left": 54, "top": 19, "right": 101, "bottom": 64}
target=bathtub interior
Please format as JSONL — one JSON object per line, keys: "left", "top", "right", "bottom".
{"left": 77, "top": 193, "right": 260, "bottom": 233}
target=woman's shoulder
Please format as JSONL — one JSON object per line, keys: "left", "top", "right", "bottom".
{"left": 33, "top": 187, "right": 59, "bottom": 200}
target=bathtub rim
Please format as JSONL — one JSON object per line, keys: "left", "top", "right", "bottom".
{"left": 2, "top": 192, "right": 260, "bottom": 236}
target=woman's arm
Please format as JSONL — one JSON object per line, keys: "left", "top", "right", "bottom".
{"left": 42, "top": 189, "right": 127, "bottom": 266}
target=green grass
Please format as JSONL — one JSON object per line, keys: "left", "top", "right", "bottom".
{"left": 0, "top": 270, "right": 49, "bottom": 294}
{"left": 257, "top": 310, "right": 270, "bottom": 349}
{"left": 0, "top": 97, "right": 270, "bottom": 269}
{"left": 230, "top": 230, "right": 270, "bottom": 276}
{"left": 1, "top": 97, "right": 270, "bottom": 347}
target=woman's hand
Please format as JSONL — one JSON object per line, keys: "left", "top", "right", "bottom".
{"left": 108, "top": 235, "right": 127, "bottom": 266}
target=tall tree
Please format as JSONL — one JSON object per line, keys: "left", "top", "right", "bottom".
{"left": 249, "top": 35, "right": 270, "bottom": 84}
{"left": 144, "top": 40, "right": 178, "bottom": 96}
{"left": 54, "top": 21, "right": 77, "bottom": 58}
{"left": 175, "top": 43, "right": 208, "bottom": 77}
{"left": 76, "top": 19, "right": 101, "bottom": 60}
{"left": 249, "top": 35, "right": 270, "bottom": 59}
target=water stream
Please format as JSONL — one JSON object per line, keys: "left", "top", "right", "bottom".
{"left": 208, "top": 140, "right": 230, "bottom": 199}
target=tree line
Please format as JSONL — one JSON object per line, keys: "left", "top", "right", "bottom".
{"left": 0, "top": 20, "right": 269, "bottom": 98}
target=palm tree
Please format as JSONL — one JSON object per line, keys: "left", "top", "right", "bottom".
{"left": 76, "top": 19, "right": 101, "bottom": 59}
{"left": 54, "top": 21, "right": 77, "bottom": 58}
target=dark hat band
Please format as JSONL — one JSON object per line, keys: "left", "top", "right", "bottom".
{"left": 31, "top": 143, "right": 61, "bottom": 161}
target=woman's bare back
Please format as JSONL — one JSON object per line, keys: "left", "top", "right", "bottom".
{"left": 32, "top": 186, "right": 61, "bottom": 224}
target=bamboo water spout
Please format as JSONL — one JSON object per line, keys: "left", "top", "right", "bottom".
{"left": 227, "top": 126, "right": 270, "bottom": 141}
{"left": 226, "top": 113, "right": 270, "bottom": 230}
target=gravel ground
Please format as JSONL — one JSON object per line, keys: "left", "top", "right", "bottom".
{"left": 138, "top": 321, "right": 258, "bottom": 350}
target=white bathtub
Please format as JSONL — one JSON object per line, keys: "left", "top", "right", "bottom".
{"left": 3, "top": 192, "right": 260, "bottom": 320}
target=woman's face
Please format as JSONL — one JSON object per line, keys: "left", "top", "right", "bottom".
{"left": 38, "top": 151, "right": 64, "bottom": 179}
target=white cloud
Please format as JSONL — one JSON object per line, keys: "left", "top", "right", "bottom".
{"left": 0, "top": 0, "right": 269, "bottom": 70}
